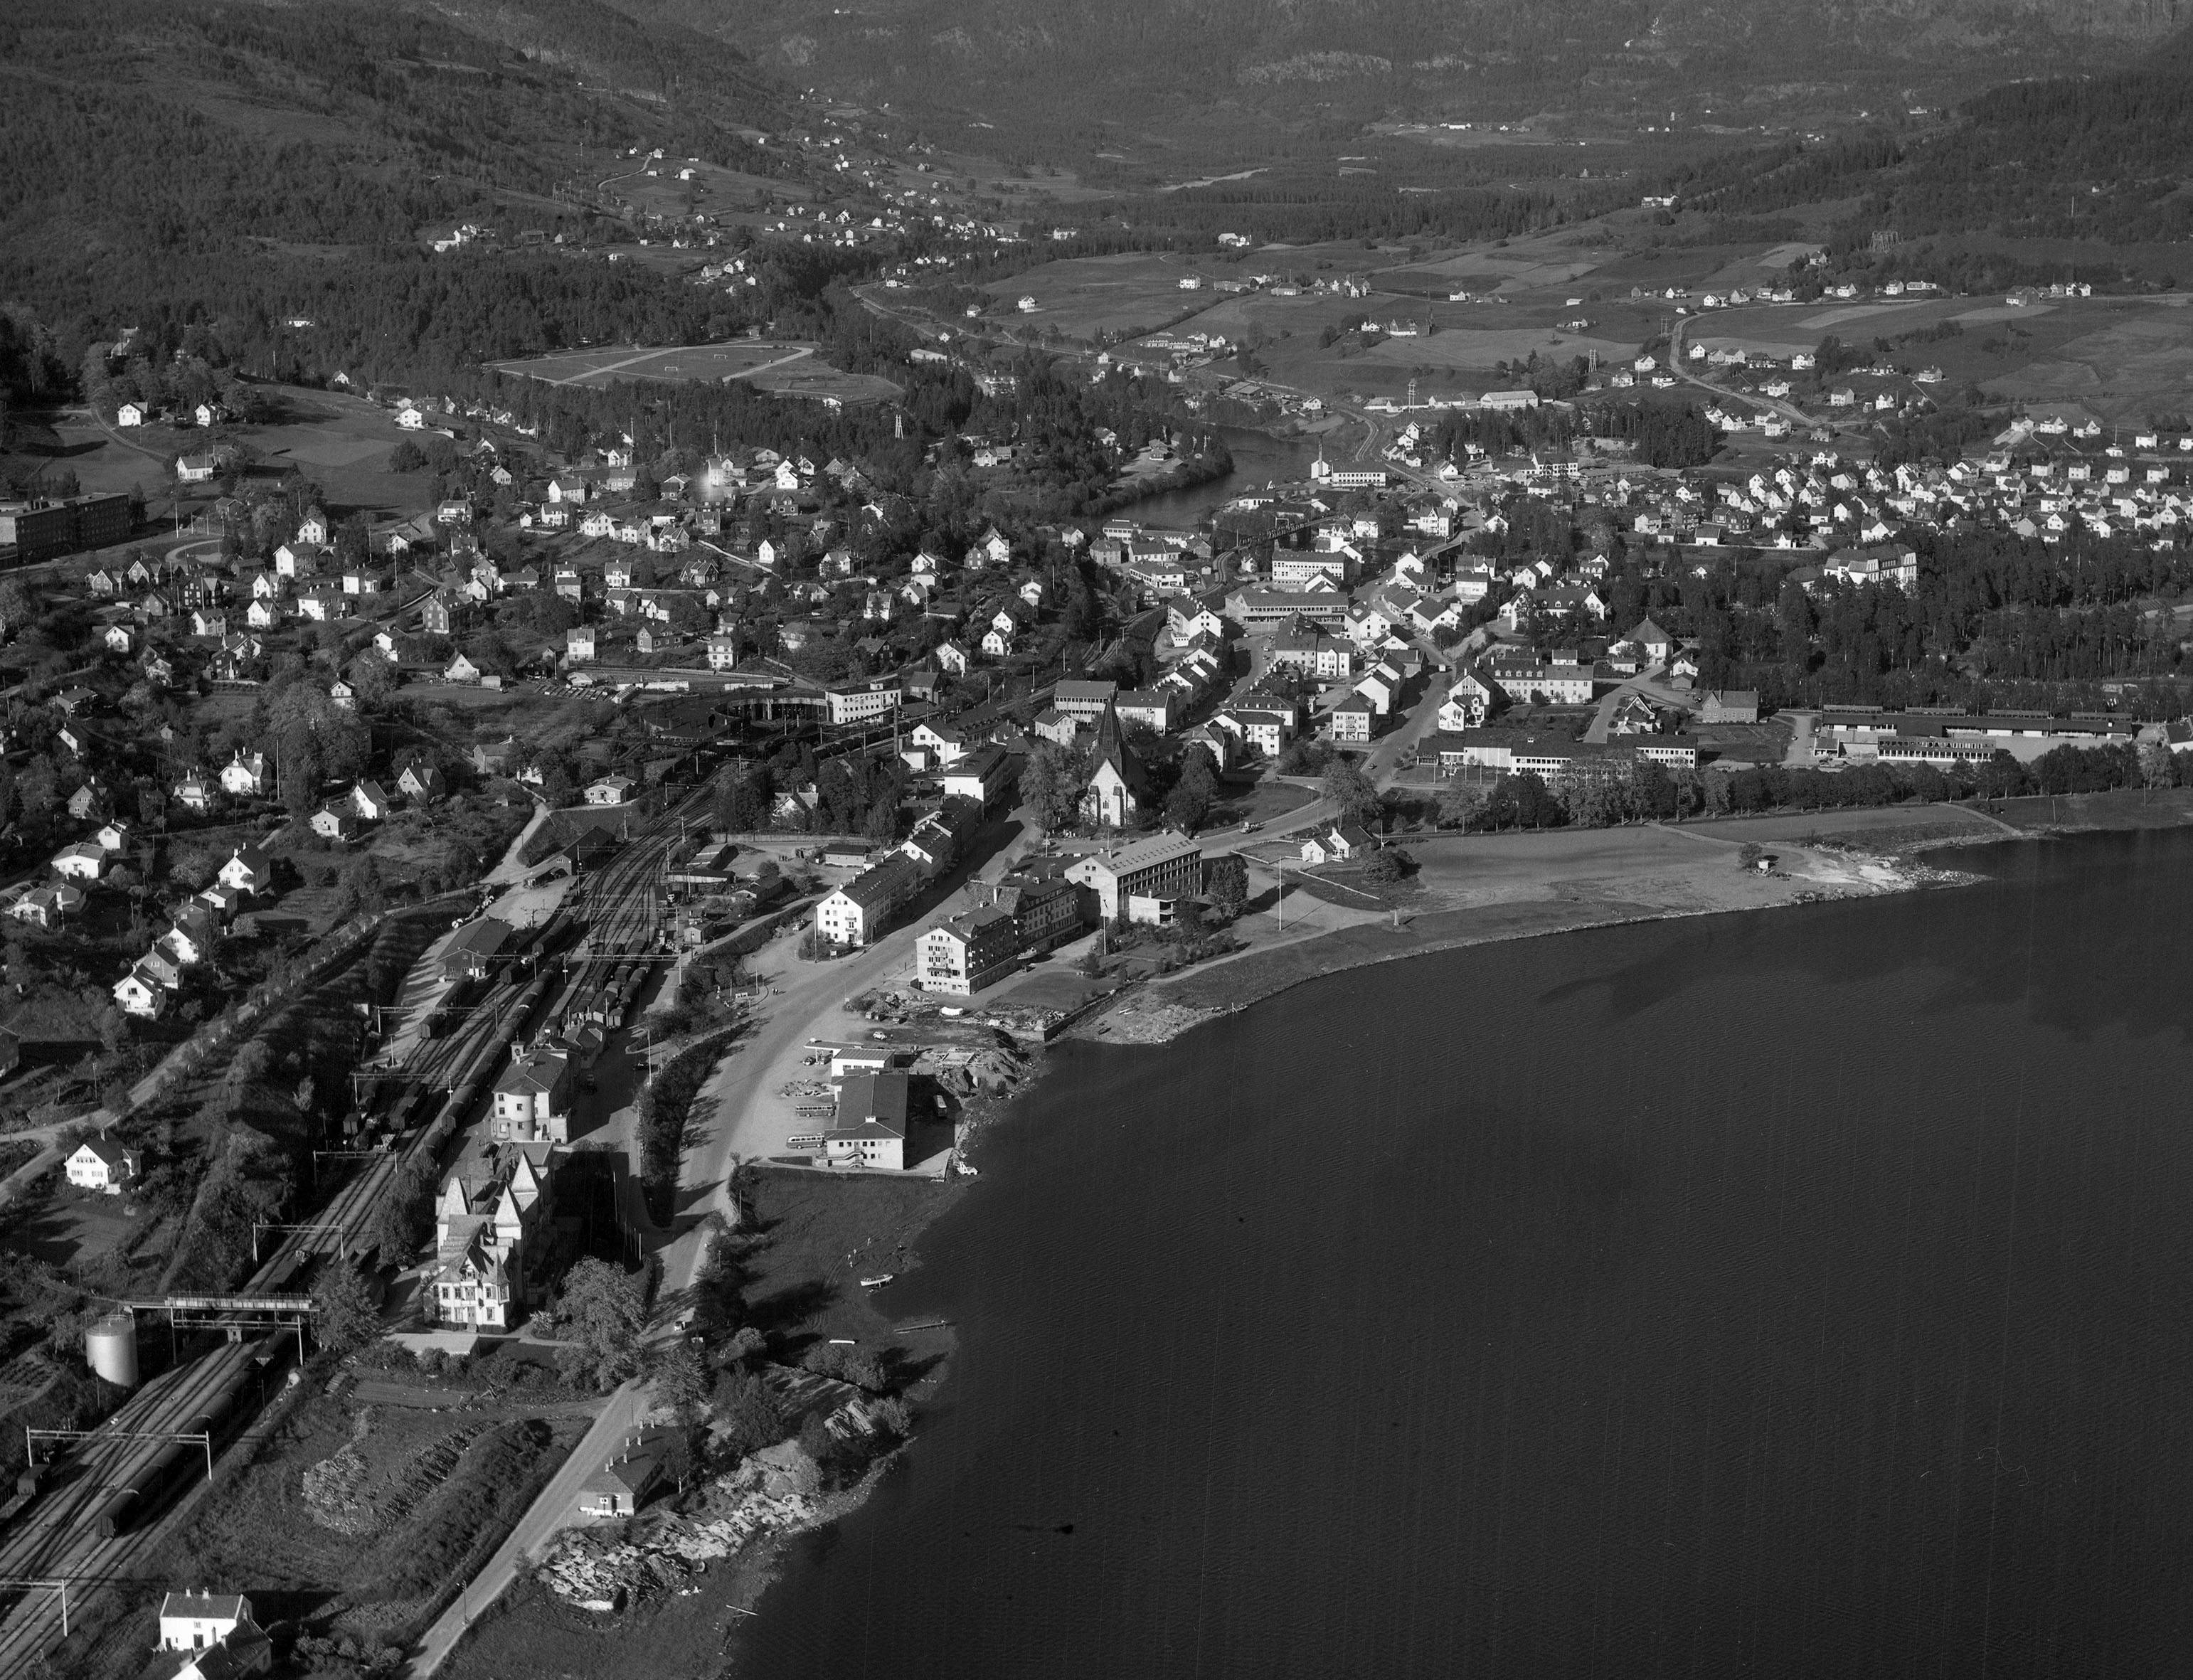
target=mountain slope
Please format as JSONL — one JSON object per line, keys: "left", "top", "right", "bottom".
{"left": 1671, "top": 23, "right": 2193, "bottom": 257}
{"left": 0, "top": 1, "right": 795, "bottom": 388}
{"left": 618, "top": 0, "right": 2185, "bottom": 154}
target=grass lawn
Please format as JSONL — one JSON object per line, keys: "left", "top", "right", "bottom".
{"left": 1209, "top": 772, "right": 1317, "bottom": 828}
{"left": 0, "top": 1181, "right": 149, "bottom": 1277}
{"left": 729, "top": 1170, "right": 962, "bottom": 1363}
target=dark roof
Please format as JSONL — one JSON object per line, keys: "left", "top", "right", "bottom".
{"left": 831, "top": 1071, "right": 910, "bottom": 1141}
{"left": 1085, "top": 699, "right": 1150, "bottom": 796}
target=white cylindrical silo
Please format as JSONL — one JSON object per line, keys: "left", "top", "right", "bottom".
{"left": 85, "top": 1313, "right": 139, "bottom": 1388}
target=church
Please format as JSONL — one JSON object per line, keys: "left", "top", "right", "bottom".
{"left": 1081, "top": 700, "right": 1151, "bottom": 829}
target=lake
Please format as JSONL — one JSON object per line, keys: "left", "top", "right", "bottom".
{"left": 1127, "top": 427, "right": 1327, "bottom": 528}
{"left": 739, "top": 827, "right": 2193, "bottom": 1679}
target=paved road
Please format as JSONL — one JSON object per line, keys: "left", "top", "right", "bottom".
{"left": 481, "top": 797, "right": 553, "bottom": 886}
{"left": 1664, "top": 314, "right": 1854, "bottom": 437}
{"left": 1783, "top": 708, "right": 1819, "bottom": 767}
{"left": 408, "top": 1380, "right": 642, "bottom": 1676}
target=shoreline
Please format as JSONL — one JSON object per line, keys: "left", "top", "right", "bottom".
{"left": 548, "top": 791, "right": 2193, "bottom": 1674}
{"left": 1075, "top": 790, "right": 2193, "bottom": 1047}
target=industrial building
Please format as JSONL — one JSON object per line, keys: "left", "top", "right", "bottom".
{"left": 0, "top": 493, "right": 131, "bottom": 565}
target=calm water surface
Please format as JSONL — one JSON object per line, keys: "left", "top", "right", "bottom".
{"left": 740, "top": 829, "right": 2193, "bottom": 1679}
{"left": 1127, "top": 427, "right": 1324, "bottom": 527}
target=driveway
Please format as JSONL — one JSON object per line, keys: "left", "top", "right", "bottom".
{"left": 1580, "top": 659, "right": 1672, "bottom": 743}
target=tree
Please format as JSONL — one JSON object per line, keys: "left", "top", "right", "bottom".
{"left": 555, "top": 1258, "right": 646, "bottom": 1391}
{"left": 863, "top": 795, "right": 898, "bottom": 844}
{"left": 1019, "top": 740, "right": 1084, "bottom": 834}
{"left": 653, "top": 1341, "right": 710, "bottom": 1413}
{"left": 368, "top": 1161, "right": 432, "bottom": 1264}
{"left": 1361, "top": 846, "right": 1411, "bottom": 883}
{"left": 711, "top": 1365, "right": 788, "bottom": 1461}
{"left": 1164, "top": 778, "right": 1210, "bottom": 831}
{"left": 2138, "top": 740, "right": 2174, "bottom": 797}
{"left": 313, "top": 1262, "right": 381, "bottom": 1354}
{"left": 1437, "top": 780, "right": 1489, "bottom": 829}
{"left": 1321, "top": 758, "right": 1382, "bottom": 829}
{"left": 1206, "top": 854, "right": 1248, "bottom": 920}
{"left": 346, "top": 653, "right": 394, "bottom": 708}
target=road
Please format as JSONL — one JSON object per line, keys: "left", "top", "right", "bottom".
{"left": 1664, "top": 314, "right": 1839, "bottom": 434}
{"left": 1578, "top": 659, "right": 1676, "bottom": 744}
{"left": 407, "top": 1380, "right": 643, "bottom": 1676}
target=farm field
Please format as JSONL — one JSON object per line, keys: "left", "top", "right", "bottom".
{"left": 100, "top": 1370, "right": 594, "bottom": 1659}
{"left": 1695, "top": 292, "right": 2193, "bottom": 422}
{"left": 978, "top": 250, "right": 1225, "bottom": 340}
{"left": 31, "top": 385, "right": 430, "bottom": 519}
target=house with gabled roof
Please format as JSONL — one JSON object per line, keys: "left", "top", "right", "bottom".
{"left": 351, "top": 780, "right": 395, "bottom": 822}
{"left": 113, "top": 964, "right": 169, "bottom": 1019}
{"left": 220, "top": 750, "right": 270, "bottom": 798}
{"left": 67, "top": 1133, "right": 139, "bottom": 1194}
{"left": 1300, "top": 822, "right": 1376, "bottom": 865}
{"left": 218, "top": 844, "right": 273, "bottom": 896}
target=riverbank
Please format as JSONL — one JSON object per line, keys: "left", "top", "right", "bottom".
{"left": 1077, "top": 792, "right": 2193, "bottom": 1046}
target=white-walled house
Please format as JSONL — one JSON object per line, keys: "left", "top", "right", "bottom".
{"left": 66, "top": 1134, "right": 139, "bottom": 1194}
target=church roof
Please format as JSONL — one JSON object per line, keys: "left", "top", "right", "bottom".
{"left": 1085, "top": 699, "right": 1150, "bottom": 796}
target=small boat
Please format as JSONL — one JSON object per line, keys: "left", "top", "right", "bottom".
{"left": 859, "top": 1273, "right": 896, "bottom": 1288}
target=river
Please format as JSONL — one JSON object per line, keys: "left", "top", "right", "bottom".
{"left": 738, "top": 827, "right": 2193, "bottom": 1679}
{"left": 1126, "top": 427, "right": 1328, "bottom": 528}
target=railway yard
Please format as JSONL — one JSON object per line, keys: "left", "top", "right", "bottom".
{"left": 0, "top": 772, "right": 728, "bottom": 1674}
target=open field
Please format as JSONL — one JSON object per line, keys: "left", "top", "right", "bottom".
{"left": 490, "top": 341, "right": 816, "bottom": 387}
{"left": 978, "top": 250, "right": 1223, "bottom": 339}
{"left": 24, "top": 386, "right": 428, "bottom": 518}
{"left": 747, "top": 362, "right": 902, "bottom": 405}
{"left": 736, "top": 1169, "right": 960, "bottom": 1355}
{"left": 593, "top": 156, "right": 778, "bottom": 221}
{"left": 1687, "top": 291, "right": 2193, "bottom": 422}
{"left": 490, "top": 342, "right": 902, "bottom": 406}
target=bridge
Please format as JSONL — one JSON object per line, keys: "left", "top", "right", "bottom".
{"left": 125, "top": 1294, "right": 316, "bottom": 1314}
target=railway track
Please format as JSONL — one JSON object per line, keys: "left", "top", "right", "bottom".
{"left": 0, "top": 1337, "right": 274, "bottom": 1670}
{"left": 0, "top": 775, "right": 733, "bottom": 1664}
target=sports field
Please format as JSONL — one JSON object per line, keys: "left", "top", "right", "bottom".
{"left": 489, "top": 341, "right": 818, "bottom": 388}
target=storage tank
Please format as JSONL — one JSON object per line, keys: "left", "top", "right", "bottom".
{"left": 85, "top": 1313, "right": 139, "bottom": 1388}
